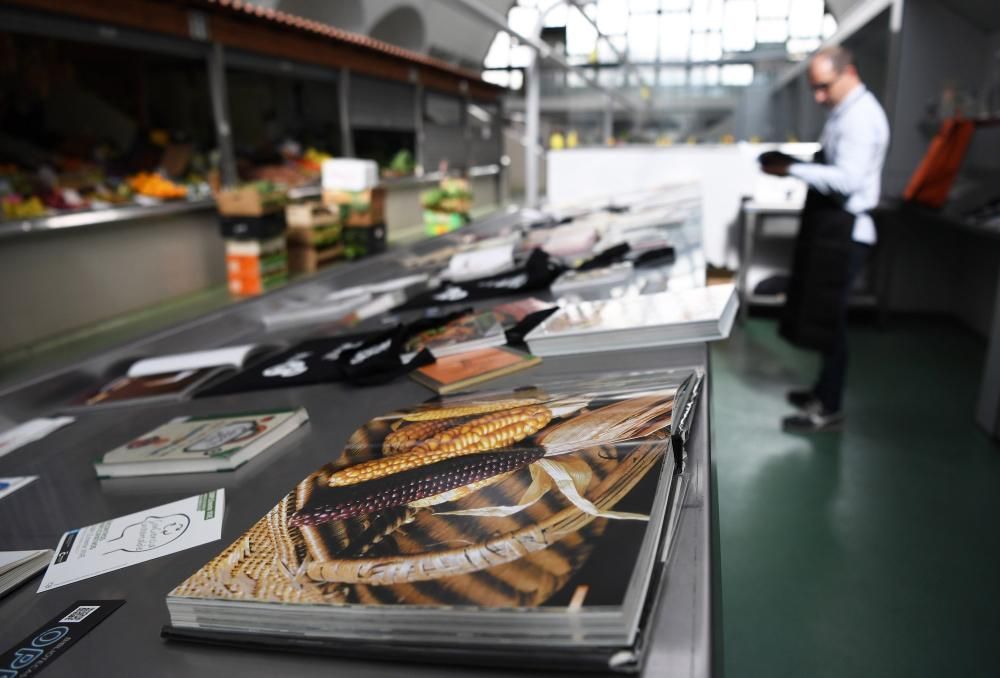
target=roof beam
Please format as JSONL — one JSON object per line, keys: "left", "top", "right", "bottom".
{"left": 447, "top": 0, "right": 644, "bottom": 112}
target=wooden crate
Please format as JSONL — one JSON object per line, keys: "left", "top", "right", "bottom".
{"left": 285, "top": 201, "right": 340, "bottom": 229}
{"left": 288, "top": 243, "right": 344, "bottom": 273}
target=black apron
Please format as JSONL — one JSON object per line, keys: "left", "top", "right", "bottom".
{"left": 779, "top": 152, "right": 856, "bottom": 352}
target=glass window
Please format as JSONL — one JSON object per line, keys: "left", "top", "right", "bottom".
{"left": 542, "top": 0, "right": 568, "bottom": 26}
{"left": 597, "top": 35, "right": 628, "bottom": 63}
{"left": 508, "top": 6, "right": 541, "bottom": 35}
{"left": 659, "top": 12, "right": 692, "bottom": 60}
{"left": 628, "top": 13, "right": 660, "bottom": 61}
{"left": 509, "top": 70, "right": 525, "bottom": 90}
{"left": 659, "top": 66, "right": 688, "bottom": 86}
{"left": 822, "top": 13, "right": 838, "bottom": 39}
{"left": 596, "top": 0, "right": 629, "bottom": 34}
{"left": 689, "top": 31, "right": 723, "bottom": 62}
{"left": 690, "top": 64, "right": 720, "bottom": 86}
{"left": 756, "top": 18, "right": 788, "bottom": 43}
{"left": 786, "top": 37, "right": 821, "bottom": 56}
{"left": 788, "top": 0, "right": 823, "bottom": 37}
{"left": 509, "top": 44, "right": 534, "bottom": 68}
{"left": 755, "top": 0, "right": 789, "bottom": 19}
{"left": 720, "top": 63, "right": 754, "bottom": 86}
{"left": 629, "top": 0, "right": 662, "bottom": 13}
{"left": 598, "top": 67, "right": 626, "bottom": 88}
{"left": 484, "top": 32, "right": 510, "bottom": 69}
{"left": 567, "top": 5, "right": 598, "bottom": 56}
{"left": 722, "top": 0, "right": 756, "bottom": 52}
{"left": 690, "top": 0, "right": 724, "bottom": 31}
{"left": 482, "top": 70, "right": 510, "bottom": 87}
{"left": 662, "top": 0, "right": 692, "bottom": 9}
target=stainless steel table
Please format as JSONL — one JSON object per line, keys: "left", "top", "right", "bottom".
{"left": 0, "top": 211, "right": 713, "bottom": 677}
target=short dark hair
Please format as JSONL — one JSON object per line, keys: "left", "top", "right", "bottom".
{"left": 814, "top": 46, "right": 854, "bottom": 74}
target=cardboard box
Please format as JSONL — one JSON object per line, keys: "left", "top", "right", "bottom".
{"left": 321, "top": 158, "right": 378, "bottom": 191}
{"left": 322, "top": 188, "right": 386, "bottom": 227}
{"left": 285, "top": 201, "right": 340, "bottom": 229}
{"left": 286, "top": 222, "right": 341, "bottom": 248}
{"left": 216, "top": 186, "right": 286, "bottom": 216}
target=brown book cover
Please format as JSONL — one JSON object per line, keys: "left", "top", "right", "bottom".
{"left": 410, "top": 347, "right": 541, "bottom": 394}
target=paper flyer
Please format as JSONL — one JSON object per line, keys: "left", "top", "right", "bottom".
{"left": 38, "top": 490, "right": 225, "bottom": 592}
{"left": 0, "top": 417, "right": 75, "bottom": 459}
{"left": 0, "top": 476, "right": 38, "bottom": 501}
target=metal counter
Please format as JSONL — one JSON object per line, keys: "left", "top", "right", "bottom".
{"left": 0, "top": 209, "right": 712, "bottom": 678}
{"left": 0, "top": 198, "right": 216, "bottom": 240}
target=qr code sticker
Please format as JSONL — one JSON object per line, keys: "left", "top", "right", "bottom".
{"left": 60, "top": 605, "right": 100, "bottom": 623}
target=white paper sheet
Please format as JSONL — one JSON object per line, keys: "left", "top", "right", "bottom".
{"left": 0, "top": 417, "right": 75, "bottom": 459}
{"left": 37, "top": 490, "right": 225, "bottom": 592}
{"left": 0, "top": 476, "right": 38, "bottom": 501}
{"left": 127, "top": 346, "right": 257, "bottom": 377}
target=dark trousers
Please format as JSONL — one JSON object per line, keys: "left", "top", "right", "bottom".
{"left": 813, "top": 242, "right": 871, "bottom": 413}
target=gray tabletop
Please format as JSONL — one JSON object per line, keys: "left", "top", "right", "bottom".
{"left": 0, "top": 212, "right": 712, "bottom": 677}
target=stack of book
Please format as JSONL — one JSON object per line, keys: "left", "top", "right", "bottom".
{"left": 0, "top": 550, "right": 52, "bottom": 599}
{"left": 524, "top": 283, "right": 738, "bottom": 356}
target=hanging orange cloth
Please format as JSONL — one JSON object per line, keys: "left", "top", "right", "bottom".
{"left": 903, "top": 117, "right": 976, "bottom": 209}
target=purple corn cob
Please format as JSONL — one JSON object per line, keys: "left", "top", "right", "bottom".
{"left": 289, "top": 446, "right": 545, "bottom": 527}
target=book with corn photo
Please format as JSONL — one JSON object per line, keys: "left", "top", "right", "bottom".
{"left": 164, "top": 369, "right": 703, "bottom": 673}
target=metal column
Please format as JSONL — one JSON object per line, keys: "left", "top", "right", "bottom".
{"left": 207, "top": 42, "right": 237, "bottom": 187}
{"left": 414, "top": 79, "right": 426, "bottom": 175}
{"left": 525, "top": 53, "right": 540, "bottom": 208}
{"left": 338, "top": 67, "right": 354, "bottom": 157}
{"left": 603, "top": 95, "right": 614, "bottom": 145}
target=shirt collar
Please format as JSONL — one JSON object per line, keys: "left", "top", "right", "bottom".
{"left": 831, "top": 83, "right": 867, "bottom": 118}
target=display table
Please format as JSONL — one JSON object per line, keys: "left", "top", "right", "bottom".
{"left": 0, "top": 210, "right": 712, "bottom": 677}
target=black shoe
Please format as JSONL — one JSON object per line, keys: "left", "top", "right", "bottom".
{"left": 786, "top": 389, "right": 822, "bottom": 412}
{"left": 782, "top": 410, "right": 844, "bottom": 433}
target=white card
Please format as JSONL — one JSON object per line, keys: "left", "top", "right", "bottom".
{"left": 0, "top": 418, "right": 75, "bottom": 459}
{"left": 0, "top": 476, "right": 38, "bottom": 501}
{"left": 37, "top": 489, "right": 225, "bottom": 592}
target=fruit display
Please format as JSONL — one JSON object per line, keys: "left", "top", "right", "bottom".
{"left": 127, "top": 172, "right": 188, "bottom": 199}
{"left": 421, "top": 177, "right": 473, "bottom": 237}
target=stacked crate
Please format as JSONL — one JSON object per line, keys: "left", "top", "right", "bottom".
{"left": 215, "top": 185, "right": 289, "bottom": 296}
{"left": 321, "top": 159, "right": 387, "bottom": 260}
{"left": 285, "top": 202, "right": 343, "bottom": 274}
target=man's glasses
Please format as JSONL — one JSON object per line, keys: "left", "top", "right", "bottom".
{"left": 811, "top": 74, "right": 842, "bottom": 92}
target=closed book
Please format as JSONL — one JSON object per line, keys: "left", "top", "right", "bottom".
{"left": 410, "top": 347, "right": 540, "bottom": 394}
{"left": 94, "top": 408, "right": 308, "bottom": 478}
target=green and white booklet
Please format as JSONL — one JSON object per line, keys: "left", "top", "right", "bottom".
{"left": 94, "top": 409, "right": 309, "bottom": 478}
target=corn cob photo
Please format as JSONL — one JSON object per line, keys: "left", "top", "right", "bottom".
{"left": 289, "top": 445, "right": 545, "bottom": 527}
{"left": 399, "top": 398, "right": 540, "bottom": 422}
{"left": 327, "top": 405, "right": 552, "bottom": 488}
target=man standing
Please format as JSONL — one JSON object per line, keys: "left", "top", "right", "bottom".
{"left": 761, "top": 46, "right": 890, "bottom": 433}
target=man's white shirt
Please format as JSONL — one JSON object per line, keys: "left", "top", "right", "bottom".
{"left": 788, "top": 84, "right": 890, "bottom": 244}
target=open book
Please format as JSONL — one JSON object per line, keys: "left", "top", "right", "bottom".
{"left": 164, "top": 370, "right": 703, "bottom": 673}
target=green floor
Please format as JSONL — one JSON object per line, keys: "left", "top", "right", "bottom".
{"left": 711, "top": 317, "right": 1000, "bottom": 677}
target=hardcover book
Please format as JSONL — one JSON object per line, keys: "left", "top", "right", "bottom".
{"left": 402, "top": 311, "right": 506, "bottom": 360}
{"left": 94, "top": 409, "right": 309, "bottom": 478}
{"left": 524, "top": 283, "right": 738, "bottom": 357}
{"left": 64, "top": 345, "right": 274, "bottom": 410}
{"left": 409, "top": 347, "right": 541, "bottom": 395}
{"left": 164, "top": 370, "right": 703, "bottom": 673}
